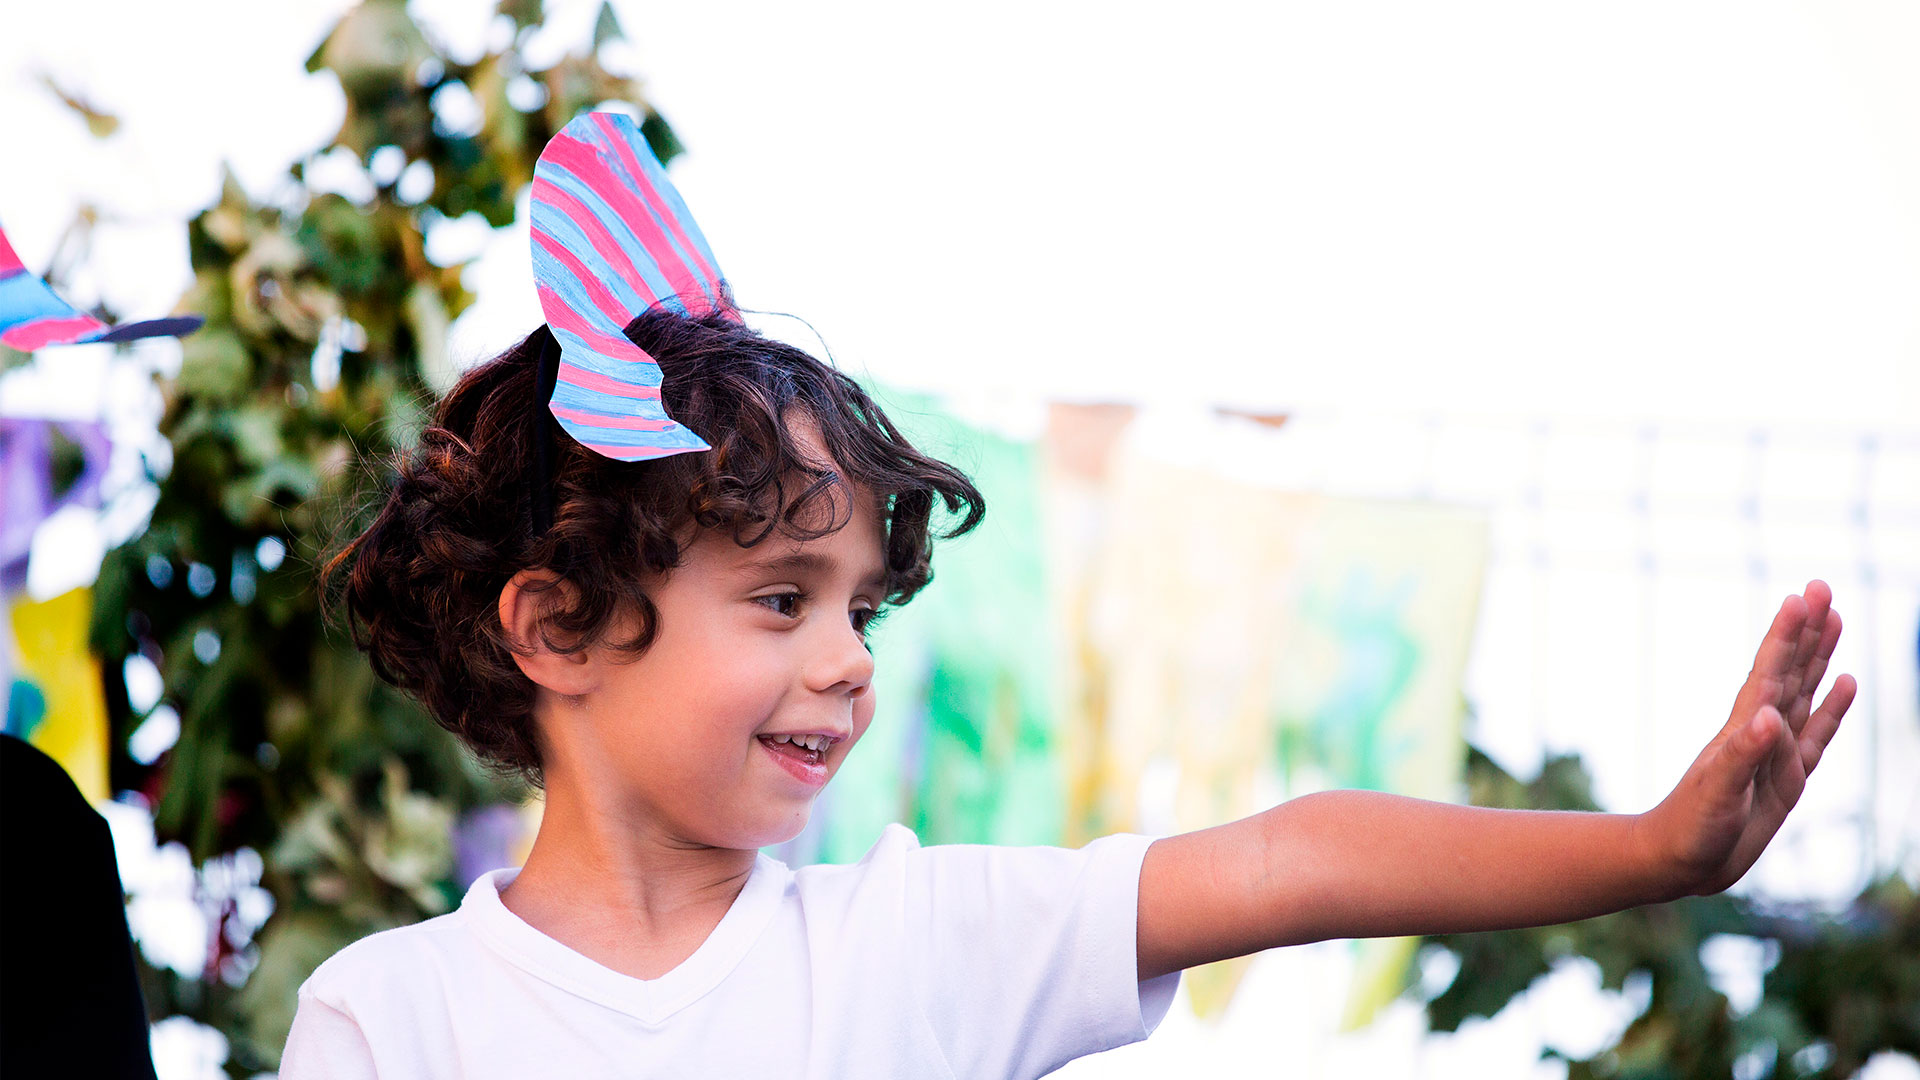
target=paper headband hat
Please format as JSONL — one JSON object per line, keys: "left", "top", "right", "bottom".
{"left": 531, "top": 111, "right": 736, "bottom": 462}
{"left": 0, "top": 224, "right": 202, "bottom": 350}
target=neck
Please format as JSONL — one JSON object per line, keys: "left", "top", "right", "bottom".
{"left": 499, "top": 759, "right": 757, "bottom": 980}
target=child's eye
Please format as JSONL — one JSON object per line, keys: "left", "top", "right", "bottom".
{"left": 754, "top": 591, "right": 805, "bottom": 618}
{"left": 852, "top": 606, "right": 888, "bottom": 639}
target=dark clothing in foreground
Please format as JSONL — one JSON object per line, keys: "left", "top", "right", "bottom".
{"left": 0, "top": 734, "right": 158, "bottom": 1080}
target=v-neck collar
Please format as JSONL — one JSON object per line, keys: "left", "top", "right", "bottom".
{"left": 461, "top": 853, "right": 790, "bottom": 1026}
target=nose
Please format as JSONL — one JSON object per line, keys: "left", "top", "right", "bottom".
{"left": 805, "top": 617, "right": 875, "bottom": 698}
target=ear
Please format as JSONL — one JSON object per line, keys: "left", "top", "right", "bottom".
{"left": 498, "top": 570, "right": 599, "bottom": 697}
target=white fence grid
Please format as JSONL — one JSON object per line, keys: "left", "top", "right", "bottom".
{"left": 1251, "top": 411, "right": 1920, "bottom": 901}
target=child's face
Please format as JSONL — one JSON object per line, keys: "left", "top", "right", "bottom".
{"left": 571, "top": 484, "right": 886, "bottom": 851}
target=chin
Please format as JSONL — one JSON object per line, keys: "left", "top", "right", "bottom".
{"left": 729, "top": 807, "right": 812, "bottom": 852}
{"left": 768, "top": 808, "right": 812, "bottom": 846}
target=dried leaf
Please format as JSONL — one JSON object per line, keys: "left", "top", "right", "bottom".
{"left": 38, "top": 74, "right": 120, "bottom": 137}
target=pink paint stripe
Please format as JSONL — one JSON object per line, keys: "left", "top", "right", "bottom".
{"left": 549, "top": 403, "right": 672, "bottom": 431}
{"left": 0, "top": 230, "right": 24, "bottom": 276}
{"left": 534, "top": 177, "right": 654, "bottom": 308}
{"left": 532, "top": 228, "right": 631, "bottom": 330}
{"left": 593, "top": 114, "right": 725, "bottom": 293}
{"left": 545, "top": 131, "right": 707, "bottom": 309}
{"left": 582, "top": 440, "right": 679, "bottom": 461}
{"left": 536, "top": 287, "right": 638, "bottom": 359}
{"left": 2, "top": 314, "right": 105, "bottom": 350}
{"left": 557, "top": 361, "right": 662, "bottom": 401}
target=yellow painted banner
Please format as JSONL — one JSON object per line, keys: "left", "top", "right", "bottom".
{"left": 1052, "top": 436, "right": 1488, "bottom": 1021}
{"left": 6, "top": 588, "right": 110, "bottom": 803}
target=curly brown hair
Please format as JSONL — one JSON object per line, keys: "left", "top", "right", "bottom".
{"left": 324, "top": 309, "right": 984, "bottom": 782}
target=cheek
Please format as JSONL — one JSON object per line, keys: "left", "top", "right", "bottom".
{"left": 851, "top": 685, "right": 878, "bottom": 742}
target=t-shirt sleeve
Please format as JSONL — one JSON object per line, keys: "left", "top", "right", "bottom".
{"left": 279, "top": 991, "right": 379, "bottom": 1080}
{"left": 903, "top": 831, "right": 1181, "bottom": 1080}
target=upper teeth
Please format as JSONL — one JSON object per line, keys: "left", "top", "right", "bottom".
{"left": 769, "top": 733, "right": 831, "bottom": 752}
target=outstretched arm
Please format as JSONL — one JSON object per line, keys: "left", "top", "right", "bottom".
{"left": 1136, "top": 580, "right": 1856, "bottom": 982}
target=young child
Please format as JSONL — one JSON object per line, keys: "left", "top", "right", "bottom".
{"left": 280, "top": 113, "right": 1855, "bottom": 1079}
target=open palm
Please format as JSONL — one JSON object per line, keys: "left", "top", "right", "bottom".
{"left": 1645, "top": 579, "right": 1857, "bottom": 897}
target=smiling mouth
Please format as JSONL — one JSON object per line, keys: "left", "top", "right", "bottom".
{"left": 757, "top": 735, "right": 828, "bottom": 767}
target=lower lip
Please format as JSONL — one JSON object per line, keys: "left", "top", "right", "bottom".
{"left": 758, "top": 737, "right": 829, "bottom": 786}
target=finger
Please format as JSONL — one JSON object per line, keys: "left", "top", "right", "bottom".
{"left": 1799, "top": 673, "right": 1857, "bottom": 773}
{"left": 1714, "top": 704, "right": 1782, "bottom": 803}
{"left": 1801, "top": 578, "right": 1833, "bottom": 614}
{"left": 1732, "top": 596, "right": 1808, "bottom": 732}
{"left": 1779, "top": 583, "right": 1833, "bottom": 715}
{"left": 1787, "top": 609, "right": 1844, "bottom": 735}
{"left": 1813, "top": 599, "right": 1843, "bottom": 663}
{"left": 1789, "top": 582, "right": 1831, "bottom": 667}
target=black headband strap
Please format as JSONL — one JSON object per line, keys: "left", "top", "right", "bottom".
{"left": 530, "top": 326, "right": 561, "bottom": 538}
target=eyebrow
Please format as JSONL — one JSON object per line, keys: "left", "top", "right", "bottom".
{"left": 735, "top": 551, "right": 889, "bottom": 590}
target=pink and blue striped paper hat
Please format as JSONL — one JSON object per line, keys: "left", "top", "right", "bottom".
{"left": 531, "top": 110, "right": 736, "bottom": 461}
{"left": 0, "top": 224, "right": 202, "bottom": 350}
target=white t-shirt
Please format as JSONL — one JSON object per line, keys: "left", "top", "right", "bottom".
{"left": 280, "top": 824, "right": 1180, "bottom": 1079}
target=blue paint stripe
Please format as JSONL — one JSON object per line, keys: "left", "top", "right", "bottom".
{"left": 529, "top": 209, "right": 651, "bottom": 319}
{"left": 548, "top": 378, "right": 668, "bottom": 416}
{"left": 0, "top": 271, "right": 79, "bottom": 327}
{"left": 536, "top": 162, "right": 681, "bottom": 306}
{"left": 530, "top": 244, "right": 623, "bottom": 333}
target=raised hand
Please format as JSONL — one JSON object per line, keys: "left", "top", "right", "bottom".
{"left": 1640, "top": 580, "right": 1857, "bottom": 897}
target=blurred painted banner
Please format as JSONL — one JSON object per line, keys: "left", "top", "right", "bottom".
{"left": 4, "top": 587, "right": 111, "bottom": 803}
{"left": 770, "top": 395, "right": 1492, "bottom": 1021}
{"left": 2, "top": 416, "right": 115, "bottom": 802}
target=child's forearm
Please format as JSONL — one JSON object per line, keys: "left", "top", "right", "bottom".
{"left": 1250, "top": 790, "right": 1672, "bottom": 945}
{"left": 1137, "top": 789, "right": 1680, "bottom": 978}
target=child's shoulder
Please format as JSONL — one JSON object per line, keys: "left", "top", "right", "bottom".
{"left": 791, "top": 823, "right": 920, "bottom": 888}
{"left": 300, "top": 903, "right": 474, "bottom": 1003}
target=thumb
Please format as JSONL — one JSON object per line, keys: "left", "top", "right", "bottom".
{"left": 1713, "top": 705, "right": 1781, "bottom": 801}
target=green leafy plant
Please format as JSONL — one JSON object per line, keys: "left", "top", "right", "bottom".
{"left": 85, "top": 2, "right": 678, "bottom": 1069}
{"left": 1423, "top": 748, "right": 1920, "bottom": 1079}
